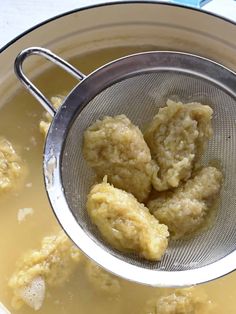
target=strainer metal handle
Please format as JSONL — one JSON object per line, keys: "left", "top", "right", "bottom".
{"left": 14, "top": 47, "right": 86, "bottom": 117}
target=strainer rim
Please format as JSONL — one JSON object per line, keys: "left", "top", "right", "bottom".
{"left": 44, "top": 50, "right": 236, "bottom": 287}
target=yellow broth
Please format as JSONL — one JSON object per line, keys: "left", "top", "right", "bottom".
{"left": 0, "top": 46, "right": 235, "bottom": 313}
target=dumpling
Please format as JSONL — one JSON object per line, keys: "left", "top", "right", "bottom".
{"left": 148, "top": 167, "right": 223, "bottom": 239}
{"left": 83, "top": 115, "right": 156, "bottom": 202}
{"left": 86, "top": 180, "right": 169, "bottom": 261}
{"left": 144, "top": 100, "right": 213, "bottom": 191}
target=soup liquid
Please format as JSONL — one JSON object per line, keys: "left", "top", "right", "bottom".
{"left": 0, "top": 46, "right": 235, "bottom": 314}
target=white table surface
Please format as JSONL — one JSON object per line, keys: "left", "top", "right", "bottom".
{"left": 0, "top": 0, "right": 235, "bottom": 49}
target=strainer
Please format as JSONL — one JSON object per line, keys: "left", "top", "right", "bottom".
{"left": 14, "top": 47, "right": 236, "bottom": 287}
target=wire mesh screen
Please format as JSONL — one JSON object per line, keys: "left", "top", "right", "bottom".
{"left": 61, "top": 71, "right": 236, "bottom": 271}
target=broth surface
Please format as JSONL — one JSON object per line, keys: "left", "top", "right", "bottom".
{"left": 0, "top": 46, "right": 235, "bottom": 313}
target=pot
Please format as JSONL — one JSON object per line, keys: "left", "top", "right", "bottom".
{"left": 0, "top": 2, "right": 235, "bottom": 313}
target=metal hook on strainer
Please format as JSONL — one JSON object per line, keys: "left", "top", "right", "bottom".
{"left": 14, "top": 47, "right": 236, "bottom": 287}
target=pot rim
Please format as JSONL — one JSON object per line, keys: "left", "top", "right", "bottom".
{"left": 0, "top": 0, "right": 235, "bottom": 55}
{"left": 2, "top": 0, "right": 236, "bottom": 288}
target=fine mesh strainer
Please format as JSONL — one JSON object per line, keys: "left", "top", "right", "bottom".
{"left": 15, "top": 47, "right": 236, "bottom": 287}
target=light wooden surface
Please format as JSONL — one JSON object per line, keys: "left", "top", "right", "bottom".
{"left": 0, "top": 0, "right": 235, "bottom": 49}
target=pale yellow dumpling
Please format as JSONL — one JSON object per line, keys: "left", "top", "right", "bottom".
{"left": 39, "top": 96, "right": 63, "bottom": 137}
{"left": 86, "top": 180, "right": 169, "bottom": 261}
{"left": 148, "top": 167, "right": 223, "bottom": 239}
{"left": 85, "top": 260, "right": 121, "bottom": 295}
{"left": 8, "top": 231, "right": 81, "bottom": 310}
{"left": 144, "top": 100, "right": 213, "bottom": 191}
{"left": 0, "top": 137, "right": 25, "bottom": 192}
{"left": 83, "top": 115, "right": 156, "bottom": 202}
{"left": 146, "top": 288, "right": 213, "bottom": 314}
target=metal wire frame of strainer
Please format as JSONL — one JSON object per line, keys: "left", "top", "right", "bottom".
{"left": 14, "top": 47, "right": 236, "bottom": 287}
